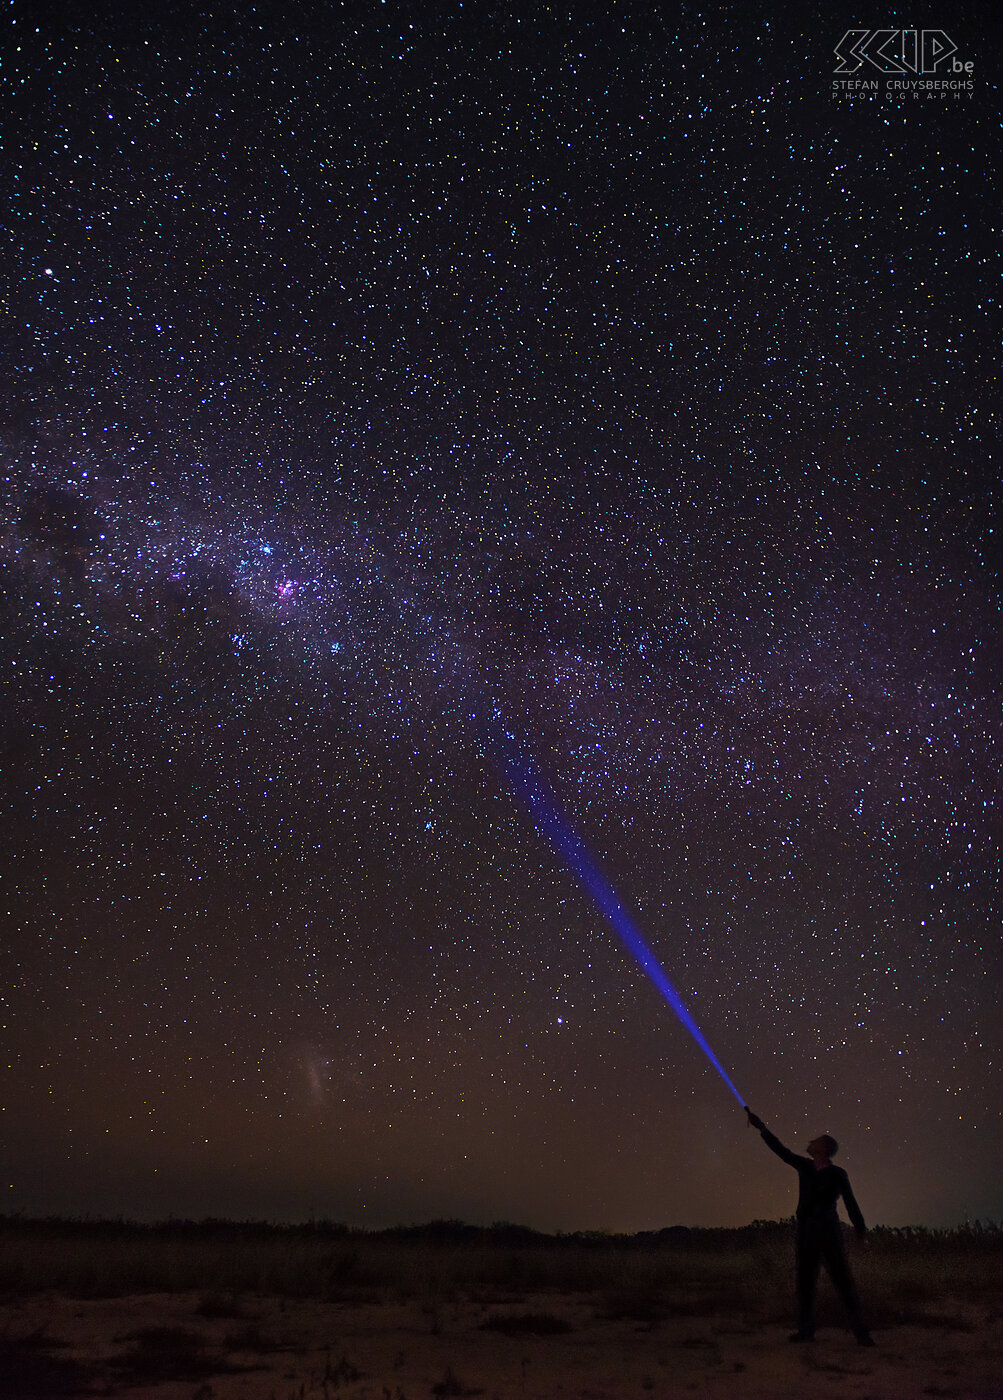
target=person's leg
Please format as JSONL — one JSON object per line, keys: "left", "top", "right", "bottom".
{"left": 794, "top": 1232, "right": 821, "bottom": 1339}
{"left": 821, "top": 1233, "right": 873, "bottom": 1343}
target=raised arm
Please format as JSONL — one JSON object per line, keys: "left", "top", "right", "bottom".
{"left": 744, "top": 1108, "right": 804, "bottom": 1167}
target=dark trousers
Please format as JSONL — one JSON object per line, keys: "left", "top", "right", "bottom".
{"left": 796, "top": 1225, "right": 865, "bottom": 1336}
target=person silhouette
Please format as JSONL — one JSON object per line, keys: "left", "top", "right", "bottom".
{"left": 745, "top": 1108, "right": 874, "bottom": 1345}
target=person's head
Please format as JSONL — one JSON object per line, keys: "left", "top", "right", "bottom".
{"left": 807, "top": 1134, "right": 838, "bottom": 1162}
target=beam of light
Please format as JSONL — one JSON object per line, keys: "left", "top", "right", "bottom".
{"left": 489, "top": 729, "right": 745, "bottom": 1108}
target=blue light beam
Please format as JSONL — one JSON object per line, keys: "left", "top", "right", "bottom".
{"left": 492, "top": 734, "right": 745, "bottom": 1107}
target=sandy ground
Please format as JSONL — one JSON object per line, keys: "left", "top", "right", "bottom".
{"left": 3, "top": 1289, "right": 1002, "bottom": 1400}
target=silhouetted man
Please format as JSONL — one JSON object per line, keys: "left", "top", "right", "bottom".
{"left": 745, "top": 1108, "right": 874, "bottom": 1345}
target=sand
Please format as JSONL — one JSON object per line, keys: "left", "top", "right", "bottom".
{"left": 3, "top": 1288, "right": 1002, "bottom": 1400}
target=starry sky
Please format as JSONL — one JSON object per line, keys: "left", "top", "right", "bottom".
{"left": 1, "top": 1, "right": 999, "bottom": 1232}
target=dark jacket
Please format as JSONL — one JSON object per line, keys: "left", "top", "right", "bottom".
{"left": 759, "top": 1128, "right": 867, "bottom": 1236}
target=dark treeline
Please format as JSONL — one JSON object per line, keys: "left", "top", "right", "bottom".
{"left": 2, "top": 1215, "right": 1000, "bottom": 1251}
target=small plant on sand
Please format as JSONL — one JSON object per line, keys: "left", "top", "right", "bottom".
{"left": 112, "top": 1324, "right": 230, "bottom": 1383}
{"left": 322, "top": 1350, "right": 362, "bottom": 1384}
{"left": 599, "top": 1286, "right": 667, "bottom": 1324}
{"left": 431, "top": 1365, "right": 483, "bottom": 1396}
{"left": 224, "top": 1320, "right": 281, "bottom": 1353}
{"left": 195, "top": 1292, "right": 251, "bottom": 1319}
{"left": 480, "top": 1312, "right": 573, "bottom": 1335}
{"left": 0, "top": 1328, "right": 95, "bottom": 1397}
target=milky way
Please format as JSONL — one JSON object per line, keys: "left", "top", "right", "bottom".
{"left": 1, "top": 3, "right": 998, "bottom": 1230}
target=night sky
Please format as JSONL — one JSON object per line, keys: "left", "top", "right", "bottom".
{"left": 2, "top": 2, "right": 999, "bottom": 1233}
